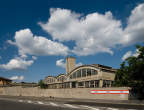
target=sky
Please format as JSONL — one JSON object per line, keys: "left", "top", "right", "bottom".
{"left": 0, "top": 0, "right": 144, "bottom": 82}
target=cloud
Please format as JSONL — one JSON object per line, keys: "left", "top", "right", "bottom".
{"left": 122, "top": 49, "right": 140, "bottom": 61}
{"left": 7, "top": 40, "right": 16, "bottom": 45}
{"left": 124, "top": 3, "right": 144, "bottom": 45}
{"left": 76, "top": 62, "right": 83, "bottom": 67}
{"left": 133, "top": 49, "right": 140, "bottom": 57}
{"left": 0, "top": 57, "right": 34, "bottom": 70}
{"left": 39, "top": 9, "right": 123, "bottom": 56}
{"left": 9, "top": 29, "right": 69, "bottom": 56}
{"left": 20, "top": 54, "right": 28, "bottom": 59}
{"left": 122, "top": 51, "right": 132, "bottom": 61}
{"left": 56, "top": 59, "right": 82, "bottom": 68}
{"left": 56, "top": 59, "right": 65, "bottom": 68}
{"left": 32, "top": 56, "right": 37, "bottom": 60}
{"left": 10, "top": 76, "right": 24, "bottom": 81}
{"left": 39, "top": 4, "right": 144, "bottom": 56}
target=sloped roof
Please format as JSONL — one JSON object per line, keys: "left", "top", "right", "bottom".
{"left": 0, "top": 77, "right": 12, "bottom": 81}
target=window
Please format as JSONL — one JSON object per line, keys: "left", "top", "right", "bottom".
{"left": 111, "top": 81, "right": 114, "bottom": 87}
{"left": 91, "top": 69, "right": 98, "bottom": 75}
{"left": 85, "top": 81, "right": 89, "bottom": 88}
{"left": 107, "top": 80, "right": 111, "bottom": 87}
{"left": 95, "top": 80, "right": 99, "bottom": 87}
{"left": 82, "top": 69, "right": 86, "bottom": 77}
{"left": 72, "top": 72, "right": 76, "bottom": 79}
{"left": 103, "top": 80, "right": 106, "bottom": 87}
{"left": 77, "top": 70, "right": 81, "bottom": 78}
{"left": 90, "top": 80, "right": 94, "bottom": 88}
{"left": 87, "top": 69, "right": 91, "bottom": 76}
{"left": 103, "top": 80, "right": 111, "bottom": 87}
{"left": 65, "top": 82, "right": 70, "bottom": 88}
{"left": 78, "top": 82, "right": 84, "bottom": 87}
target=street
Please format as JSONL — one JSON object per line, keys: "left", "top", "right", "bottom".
{"left": 0, "top": 97, "right": 143, "bottom": 110}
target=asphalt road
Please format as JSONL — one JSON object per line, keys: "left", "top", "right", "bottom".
{"left": 0, "top": 98, "right": 143, "bottom": 110}
{"left": 0, "top": 99, "right": 74, "bottom": 110}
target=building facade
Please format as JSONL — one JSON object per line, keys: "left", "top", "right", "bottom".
{"left": 0, "top": 77, "right": 12, "bottom": 86}
{"left": 43, "top": 57, "right": 116, "bottom": 89}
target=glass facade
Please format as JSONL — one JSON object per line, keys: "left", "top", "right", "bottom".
{"left": 82, "top": 69, "right": 86, "bottom": 77}
{"left": 70, "top": 68, "right": 98, "bottom": 79}
{"left": 44, "top": 67, "right": 115, "bottom": 89}
{"left": 77, "top": 70, "right": 81, "bottom": 78}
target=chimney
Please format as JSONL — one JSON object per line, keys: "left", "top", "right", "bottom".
{"left": 66, "top": 57, "right": 76, "bottom": 74}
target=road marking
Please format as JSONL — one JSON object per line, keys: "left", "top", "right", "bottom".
{"left": 27, "top": 100, "right": 32, "bottom": 103}
{"left": 64, "top": 104, "right": 79, "bottom": 108}
{"left": 37, "top": 101, "right": 44, "bottom": 104}
{"left": 107, "top": 108, "right": 119, "bottom": 110}
{"left": 127, "top": 109, "right": 137, "bottom": 110}
{"left": 19, "top": 100, "right": 23, "bottom": 102}
{"left": 49, "top": 102, "right": 58, "bottom": 106}
{"left": 80, "top": 105, "right": 100, "bottom": 110}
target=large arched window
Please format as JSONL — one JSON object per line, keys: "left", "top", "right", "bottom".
{"left": 69, "top": 68, "right": 98, "bottom": 79}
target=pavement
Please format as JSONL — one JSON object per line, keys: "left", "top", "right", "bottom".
{"left": 0, "top": 95, "right": 144, "bottom": 110}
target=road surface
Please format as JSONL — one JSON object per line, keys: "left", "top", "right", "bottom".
{"left": 0, "top": 97, "right": 143, "bottom": 110}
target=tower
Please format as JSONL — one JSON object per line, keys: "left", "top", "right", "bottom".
{"left": 66, "top": 57, "right": 76, "bottom": 74}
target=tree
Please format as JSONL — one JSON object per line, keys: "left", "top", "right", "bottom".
{"left": 114, "top": 45, "right": 144, "bottom": 100}
{"left": 38, "top": 80, "right": 47, "bottom": 89}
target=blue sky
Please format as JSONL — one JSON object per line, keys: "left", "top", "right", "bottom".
{"left": 0, "top": 0, "right": 144, "bottom": 82}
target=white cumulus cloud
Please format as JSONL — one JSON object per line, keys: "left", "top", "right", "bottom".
{"left": 122, "top": 51, "right": 132, "bottom": 61}
{"left": 56, "top": 59, "right": 65, "bottom": 68}
{"left": 39, "top": 9, "right": 123, "bottom": 56}
{"left": 32, "top": 56, "right": 37, "bottom": 60}
{"left": 0, "top": 57, "right": 34, "bottom": 70}
{"left": 124, "top": 3, "right": 144, "bottom": 45}
{"left": 76, "top": 62, "right": 83, "bottom": 67}
{"left": 39, "top": 3, "right": 144, "bottom": 56}
{"left": 9, "top": 29, "right": 69, "bottom": 56}
{"left": 10, "top": 76, "right": 24, "bottom": 81}
{"left": 122, "top": 49, "right": 140, "bottom": 61}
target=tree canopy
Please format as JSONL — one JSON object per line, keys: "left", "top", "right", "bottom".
{"left": 114, "top": 45, "right": 144, "bottom": 100}
{"left": 38, "top": 80, "right": 47, "bottom": 89}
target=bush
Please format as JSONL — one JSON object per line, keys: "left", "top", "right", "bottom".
{"left": 38, "top": 80, "right": 47, "bottom": 89}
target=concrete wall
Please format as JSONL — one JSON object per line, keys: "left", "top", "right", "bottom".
{"left": 0, "top": 87, "right": 3, "bottom": 94}
{"left": 0, "top": 87, "right": 129, "bottom": 100}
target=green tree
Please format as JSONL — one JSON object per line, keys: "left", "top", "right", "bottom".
{"left": 114, "top": 45, "right": 144, "bottom": 100}
{"left": 38, "top": 80, "right": 47, "bottom": 89}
